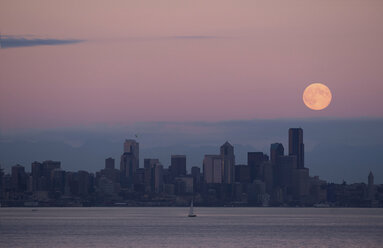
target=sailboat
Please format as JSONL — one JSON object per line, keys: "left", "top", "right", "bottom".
{"left": 188, "top": 200, "right": 197, "bottom": 217}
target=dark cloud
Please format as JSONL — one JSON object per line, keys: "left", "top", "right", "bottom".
{"left": 0, "top": 35, "right": 83, "bottom": 48}
{"left": 0, "top": 35, "right": 219, "bottom": 48}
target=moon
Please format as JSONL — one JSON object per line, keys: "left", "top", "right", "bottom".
{"left": 303, "top": 83, "right": 332, "bottom": 110}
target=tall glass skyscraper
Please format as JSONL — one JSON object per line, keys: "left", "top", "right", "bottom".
{"left": 288, "top": 128, "right": 304, "bottom": 169}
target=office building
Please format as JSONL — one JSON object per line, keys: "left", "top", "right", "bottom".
{"left": 235, "top": 164, "right": 250, "bottom": 183}
{"left": 289, "top": 128, "right": 304, "bottom": 169}
{"left": 11, "top": 164, "right": 26, "bottom": 192}
{"left": 203, "top": 155, "right": 223, "bottom": 184}
{"left": 170, "top": 155, "right": 187, "bottom": 178}
{"left": 123, "top": 139, "right": 139, "bottom": 170}
{"left": 220, "top": 142, "right": 235, "bottom": 184}
{"left": 248, "top": 152, "right": 268, "bottom": 181}
{"left": 120, "top": 152, "right": 136, "bottom": 186}
{"left": 105, "top": 157, "right": 115, "bottom": 170}
{"left": 270, "top": 143, "right": 284, "bottom": 165}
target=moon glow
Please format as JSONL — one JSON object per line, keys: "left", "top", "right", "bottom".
{"left": 303, "top": 83, "right": 332, "bottom": 110}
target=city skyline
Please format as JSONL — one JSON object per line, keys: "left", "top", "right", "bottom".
{"left": 1, "top": 1, "right": 382, "bottom": 247}
{"left": 1, "top": 1, "right": 382, "bottom": 185}
{"left": 1, "top": 118, "right": 382, "bottom": 184}
{"left": 1, "top": 127, "right": 380, "bottom": 208}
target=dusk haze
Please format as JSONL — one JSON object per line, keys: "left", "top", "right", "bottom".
{"left": 1, "top": 0, "right": 383, "bottom": 129}
{"left": 1, "top": 1, "right": 382, "bottom": 248}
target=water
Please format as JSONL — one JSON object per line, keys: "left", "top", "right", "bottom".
{"left": 1, "top": 207, "right": 382, "bottom": 248}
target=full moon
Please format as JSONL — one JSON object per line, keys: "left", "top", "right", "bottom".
{"left": 303, "top": 83, "right": 332, "bottom": 110}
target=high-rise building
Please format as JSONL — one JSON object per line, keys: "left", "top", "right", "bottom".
{"left": 120, "top": 139, "right": 139, "bottom": 187}
{"left": 309, "top": 176, "right": 327, "bottom": 203}
{"left": 270, "top": 143, "right": 284, "bottom": 165}
{"left": 98, "top": 176, "right": 115, "bottom": 195}
{"left": 134, "top": 168, "right": 145, "bottom": 188}
{"left": 153, "top": 163, "right": 163, "bottom": 193}
{"left": 263, "top": 161, "right": 274, "bottom": 194}
{"left": 275, "top": 155, "right": 297, "bottom": 192}
{"left": 191, "top": 166, "right": 201, "bottom": 192}
{"left": 144, "top": 159, "right": 160, "bottom": 169}
{"left": 120, "top": 152, "right": 136, "bottom": 186}
{"left": 144, "top": 158, "right": 160, "bottom": 192}
{"left": 77, "top": 170, "right": 91, "bottom": 196}
{"left": 234, "top": 164, "right": 250, "bottom": 183}
{"left": 11, "top": 164, "right": 27, "bottom": 192}
{"left": 52, "top": 169, "right": 66, "bottom": 193}
{"left": 292, "top": 168, "right": 309, "bottom": 198}
{"left": 368, "top": 171, "right": 374, "bottom": 186}
{"left": 42, "top": 160, "right": 61, "bottom": 190}
{"left": 170, "top": 155, "right": 187, "bottom": 178}
{"left": 98, "top": 158, "right": 120, "bottom": 191}
{"left": 174, "top": 176, "right": 194, "bottom": 194}
{"left": 42, "top": 160, "right": 61, "bottom": 171}
{"left": 123, "top": 139, "right": 139, "bottom": 169}
{"left": 203, "top": 155, "right": 223, "bottom": 184}
{"left": 248, "top": 152, "right": 268, "bottom": 181}
{"left": 289, "top": 128, "right": 304, "bottom": 169}
{"left": 105, "top": 157, "right": 115, "bottom": 170}
{"left": 368, "top": 171, "right": 375, "bottom": 200}
{"left": 220, "top": 141, "right": 235, "bottom": 184}
{"left": 31, "top": 161, "right": 44, "bottom": 191}
{"left": 191, "top": 166, "right": 201, "bottom": 179}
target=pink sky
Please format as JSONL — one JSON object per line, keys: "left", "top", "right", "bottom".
{"left": 1, "top": 0, "right": 383, "bottom": 130}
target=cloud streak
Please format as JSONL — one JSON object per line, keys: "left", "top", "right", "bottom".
{"left": 0, "top": 34, "right": 221, "bottom": 48}
{"left": 169, "top": 35, "right": 219, "bottom": 40}
{"left": 0, "top": 35, "right": 83, "bottom": 48}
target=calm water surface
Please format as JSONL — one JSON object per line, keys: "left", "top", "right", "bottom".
{"left": 0, "top": 207, "right": 382, "bottom": 248}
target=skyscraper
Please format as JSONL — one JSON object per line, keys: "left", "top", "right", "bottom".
{"left": 270, "top": 143, "right": 284, "bottom": 165}
{"left": 99, "top": 157, "right": 120, "bottom": 189}
{"left": 105, "top": 157, "right": 115, "bottom": 170}
{"left": 248, "top": 152, "right": 268, "bottom": 181}
{"left": 368, "top": 171, "right": 374, "bottom": 186}
{"left": 31, "top": 161, "right": 44, "bottom": 191}
{"left": 42, "top": 160, "right": 61, "bottom": 190}
{"left": 275, "top": 155, "right": 296, "bottom": 191}
{"left": 143, "top": 158, "right": 161, "bottom": 192}
{"left": 368, "top": 171, "right": 375, "bottom": 200}
{"left": 220, "top": 141, "right": 235, "bottom": 184}
{"left": 52, "top": 169, "right": 66, "bottom": 193}
{"left": 11, "top": 164, "right": 26, "bottom": 192}
{"left": 120, "top": 139, "right": 139, "bottom": 187}
{"left": 123, "top": 139, "right": 139, "bottom": 169}
{"left": 120, "top": 152, "right": 135, "bottom": 186}
{"left": 288, "top": 128, "right": 304, "bottom": 169}
{"left": 292, "top": 167, "right": 309, "bottom": 198}
{"left": 203, "top": 155, "right": 223, "bottom": 184}
{"left": 191, "top": 166, "right": 201, "bottom": 192}
{"left": 153, "top": 163, "right": 163, "bottom": 193}
{"left": 170, "top": 155, "right": 187, "bottom": 178}
{"left": 234, "top": 164, "right": 250, "bottom": 183}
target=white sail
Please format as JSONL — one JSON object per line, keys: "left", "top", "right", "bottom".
{"left": 188, "top": 200, "right": 196, "bottom": 217}
{"left": 189, "top": 200, "right": 194, "bottom": 215}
